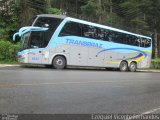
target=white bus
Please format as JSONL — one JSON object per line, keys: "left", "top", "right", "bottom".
{"left": 13, "top": 14, "right": 152, "bottom": 72}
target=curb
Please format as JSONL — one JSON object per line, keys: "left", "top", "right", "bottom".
{"left": 137, "top": 69, "right": 160, "bottom": 73}
{"left": 0, "top": 64, "right": 21, "bottom": 67}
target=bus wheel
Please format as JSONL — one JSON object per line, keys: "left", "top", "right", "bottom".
{"left": 53, "top": 56, "right": 66, "bottom": 69}
{"left": 119, "top": 61, "right": 128, "bottom": 72}
{"left": 129, "top": 62, "right": 137, "bottom": 72}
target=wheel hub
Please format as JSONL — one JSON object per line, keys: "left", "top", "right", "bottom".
{"left": 56, "top": 59, "right": 63, "bottom": 66}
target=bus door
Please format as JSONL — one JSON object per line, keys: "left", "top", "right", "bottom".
{"left": 28, "top": 31, "right": 45, "bottom": 64}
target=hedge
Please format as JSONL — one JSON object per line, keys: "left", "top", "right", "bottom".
{"left": 0, "top": 40, "right": 20, "bottom": 62}
{"left": 150, "top": 59, "right": 160, "bottom": 69}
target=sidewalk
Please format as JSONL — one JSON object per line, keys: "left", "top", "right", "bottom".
{"left": 137, "top": 69, "right": 160, "bottom": 72}
{"left": 0, "top": 64, "right": 21, "bottom": 68}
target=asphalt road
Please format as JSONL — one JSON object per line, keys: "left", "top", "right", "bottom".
{"left": 0, "top": 66, "right": 160, "bottom": 114}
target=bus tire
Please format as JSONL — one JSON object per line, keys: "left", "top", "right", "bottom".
{"left": 52, "top": 56, "right": 66, "bottom": 69}
{"left": 129, "top": 62, "right": 137, "bottom": 72}
{"left": 119, "top": 61, "right": 128, "bottom": 72}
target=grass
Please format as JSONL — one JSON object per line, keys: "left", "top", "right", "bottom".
{"left": 152, "top": 57, "right": 160, "bottom": 62}
{"left": 0, "top": 60, "right": 19, "bottom": 64}
{"left": 151, "top": 58, "right": 160, "bottom": 69}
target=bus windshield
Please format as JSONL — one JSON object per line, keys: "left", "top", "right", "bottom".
{"left": 34, "top": 17, "right": 63, "bottom": 31}
{"left": 20, "top": 17, "right": 63, "bottom": 50}
{"left": 20, "top": 31, "right": 51, "bottom": 50}
{"left": 20, "top": 32, "right": 30, "bottom": 50}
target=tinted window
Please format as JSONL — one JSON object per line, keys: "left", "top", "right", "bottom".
{"left": 33, "top": 17, "right": 63, "bottom": 47}
{"left": 145, "top": 38, "right": 151, "bottom": 47}
{"left": 59, "top": 21, "right": 151, "bottom": 48}
{"left": 107, "top": 31, "right": 151, "bottom": 48}
{"left": 34, "top": 17, "right": 62, "bottom": 31}
{"left": 81, "top": 25, "right": 97, "bottom": 39}
{"left": 29, "top": 31, "right": 44, "bottom": 48}
{"left": 59, "top": 21, "right": 81, "bottom": 36}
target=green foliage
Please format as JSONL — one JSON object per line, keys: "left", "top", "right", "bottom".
{"left": 0, "top": 0, "right": 19, "bottom": 39}
{"left": 81, "top": 0, "right": 103, "bottom": 21}
{"left": 47, "top": 8, "right": 62, "bottom": 15}
{"left": 150, "top": 58, "right": 160, "bottom": 69}
{"left": 151, "top": 62, "right": 160, "bottom": 69}
{"left": 152, "top": 58, "right": 160, "bottom": 62}
{"left": 16, "top": 0, "right": 48, "bottom": 26}
{"left": 1, "top": 0, "right": 160, "bottom": 62}
{"left": 0, "top": 40, "right": 20, "bottom": 62}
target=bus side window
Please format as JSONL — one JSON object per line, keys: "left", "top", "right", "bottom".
{"left": 135, "top": 37, "right": 141, "bottom": 47}
{"left": 131, "top": 36, "right": 136, "bottom": 46}
{"left": 81, "top": 24, "right": 97, "bottom": 39}
{"left": 138, "top": 38, "right": 142, "bottom": 47}
{"left": 59, "top": 21, "right": 81, "bottom": 37}
{"left": 103, "top": 30, "right": 113, "bottom": 42}
{"left": 103, "top": 29, "right": 110, "bottom": 41}
{"left": 116, "top": 33, "right": 123, "bottom": 44}
{"left": 145, "top": 39, "right": 151, "bottom": 48}
{"left": 143, "top": 38, "right": 151, "bottom": 48}
{"left": 81, "top": 24, "right": 90, "bottom": 38}
{"left": 108, "top": 32, "right": 113, "bottom": 42}
{"left": 89, "top": 26, "right": 97, "bottom": 39}
{"left": 97, "top": 28, "right": 105, "bottom": 41}
{"left": 122, "top": 34, "right": 128, "bottom": 45}
{"left": 127, "top": 35, "right": 132, "bottom": 45}
{"left": 112, "top": 31, "right": 121, "bottom": 43}
{"left": 59, "top": 22, "right": 70, "bottom": 36}
{"left": 141, "top": 38, "right": 145, "bottom": 47}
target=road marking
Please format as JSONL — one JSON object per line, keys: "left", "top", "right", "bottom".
{"left": 142, "top": 107, "right": 160, "bottom": 114}
{"left": 125, "top": 107, "right": 160, "bottom": 120}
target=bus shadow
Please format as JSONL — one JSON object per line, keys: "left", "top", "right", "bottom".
{"left": 20, "top": 65, "right": 120, "bottom": 72}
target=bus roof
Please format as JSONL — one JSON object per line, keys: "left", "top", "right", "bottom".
{"left": 37, "top": 14, "right": 66, "bottom": 20}
{"left": 37, "top": 14, "right": 151, "bottom": 39}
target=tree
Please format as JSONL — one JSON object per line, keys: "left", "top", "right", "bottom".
{"left": 17, "top": 0, "right": 48, "bottom": 26}
{"left": 50, "top": 0, "right": 86, "bottom": 17}
{"left": 47, "top": 8, "right": 62, "bottom": 15}
{"left": 0, "top": 0, "right": 19, "bottom": 39}
{"left": 81, "top": 0, "right": 100, "bottom": 21}
{"left": 139, "top": 0, "right": 160, "bottom": 58}
{"left": 119, "top": 0, "right": 149, "bottom": 34}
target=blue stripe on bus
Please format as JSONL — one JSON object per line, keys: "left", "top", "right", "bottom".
{"left": 97, "top": 48, "right": 148, "bottom": 58}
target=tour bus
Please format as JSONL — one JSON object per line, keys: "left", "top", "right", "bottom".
{"left": 13, "top": 14, "right": 152, "bottom": 72}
